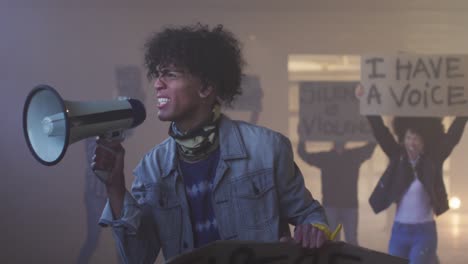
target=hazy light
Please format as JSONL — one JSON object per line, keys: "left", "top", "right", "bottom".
{"left": 450, "top": 212, "right": 460, "bottom": 239}
{"left": 287, "top": 55, "right": 362, "bottom": 74}
{"left": 288, "top": 61, "right": 323, "bottom": 72}
{"left": 248, "top": 34, "right": 257, "bottom": 41}
{"left": 449, "top": 197, "right": 461, "bottom": 210}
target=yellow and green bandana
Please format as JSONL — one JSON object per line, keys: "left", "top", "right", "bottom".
{"left": 169, "top": 104, "right": 221, "bottom": 162}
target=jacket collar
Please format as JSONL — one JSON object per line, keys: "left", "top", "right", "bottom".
{"left": 161, "top": 114, "right": 248, "bottom": 178}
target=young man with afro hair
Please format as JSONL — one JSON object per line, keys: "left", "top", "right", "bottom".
{"left": 93, "top": 23, "right": 333, "bottom": 263}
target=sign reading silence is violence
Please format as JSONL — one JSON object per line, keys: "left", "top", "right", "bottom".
{"left": 298, "top": 81, "right": 373, "bottom": 141}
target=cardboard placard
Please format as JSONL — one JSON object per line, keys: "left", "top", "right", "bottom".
{"left": 167, "top": 240, "right": 408, "bottom": 264}
{"left": 360, "top": 54, "right": 468, "bottom": 116}
{"left": 298, "top": 81, "right": 373, "bottom": 141}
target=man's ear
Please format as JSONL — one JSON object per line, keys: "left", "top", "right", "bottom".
{"left": 199, "top": 85, "right": 215, "bottom": 99}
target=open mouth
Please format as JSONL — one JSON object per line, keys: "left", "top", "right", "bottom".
{"left": 157, "top": 97, "right": 171, "bottom": 107}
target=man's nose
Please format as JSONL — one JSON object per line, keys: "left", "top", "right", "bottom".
{"left": 154, "top": 77, "right": 166, "bottom": 91}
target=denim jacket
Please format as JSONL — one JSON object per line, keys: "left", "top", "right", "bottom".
{"left": 100, "top": 115, "right": 327, "bottom": 263}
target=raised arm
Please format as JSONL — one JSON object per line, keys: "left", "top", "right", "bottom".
{"left": 99, "top": 182, "right": 161, "bottom": 264}
{"left": 95, "top": 138, "right": 160, "bottom": 263}
{"left": 349, "top": 142, "right": 377, "bottom": 163}
{"left": 439, "top": 117, "right": 468, "bottom": 161}
{"left": 367, "top": 116, "right": 400, "bottom": 157}
{"left": 297, "top": 140, "right": 329, "bottom": 168}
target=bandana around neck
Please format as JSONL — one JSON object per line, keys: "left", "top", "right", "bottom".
{"left": 169, "top": 104, "right": 221, "bottom": 162}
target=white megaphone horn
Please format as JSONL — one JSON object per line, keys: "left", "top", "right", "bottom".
{"left": 23, "top": 84, "right": 146, "bottom": 167}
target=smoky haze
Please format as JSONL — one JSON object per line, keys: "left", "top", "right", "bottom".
{"left": 2, "top": 1, "right": 468, "bottom": 263}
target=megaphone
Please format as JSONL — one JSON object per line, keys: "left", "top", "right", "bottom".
{"left": 23, "top": 84, "right": 146, "bottom": 166}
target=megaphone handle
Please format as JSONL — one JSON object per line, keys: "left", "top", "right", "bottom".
{"left": 103, "top": 130, "right": 126, "bottom": 141}
{"left": 94, "top": 169, "right": 110, "bottom": 183}
{"left": 93, "top": 138, "right": 121, "bottom": 184}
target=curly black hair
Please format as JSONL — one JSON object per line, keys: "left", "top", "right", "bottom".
{"left": 392, "top": 116, "right": 445, "bottom": 153}
{"left": 144, "top": 23, "right": 245, "bottom": 106}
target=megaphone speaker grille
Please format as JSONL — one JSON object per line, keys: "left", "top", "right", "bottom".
{"left": 23, "top": 85, "right": 70, "bottom": 165}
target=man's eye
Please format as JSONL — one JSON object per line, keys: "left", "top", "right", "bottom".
{"left": 153, "top": 71, "right": 162, "bottom": 78}
{"left": 167, "top": 72, "right": 178, "bottom": 78}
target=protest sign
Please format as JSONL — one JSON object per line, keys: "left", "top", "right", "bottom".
{"left": 167, "top": 240, "right": 408, "bottom": 264}
{"left": 360, "top": 54, "right": 468, "bottom": 116}
{"left": 299, "top": 81, "right": 372, "bottom": 141}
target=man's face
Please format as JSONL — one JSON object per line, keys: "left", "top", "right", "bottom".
{"left": 404, "top": 129, "right": 424, "bottom": 155}
{"left": 333, "top": 141, "right": 345, "bottom": 153}
{"left": 153, "top": 65, "right": 208, "bottom": 128}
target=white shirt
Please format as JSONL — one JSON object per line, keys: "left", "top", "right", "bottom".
{"left": 394, "top": 157, "right": 434, "bottom": 223}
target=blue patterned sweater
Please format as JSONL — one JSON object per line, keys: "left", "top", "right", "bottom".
{"left": 179, "top": 148, "right": 221, "bottom": 248}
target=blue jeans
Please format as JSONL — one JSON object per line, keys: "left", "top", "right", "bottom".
{"left": 389, "top": 221, "right": 437, "bottom": 264}
{"left": 325, "top": 207, "right": 358, "bottom": 245}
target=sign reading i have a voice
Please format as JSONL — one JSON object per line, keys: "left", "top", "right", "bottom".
{"left": 360, "top": 54, "right": 468, "bottom": 116}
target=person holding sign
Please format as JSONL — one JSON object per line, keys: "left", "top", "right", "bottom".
{"left": 297, "top": 139, "right": 376, "bottom": 246}
{"left": 358, "top": 53, "right": 468, "bottom": 263}
{"left": 93, "top": 23, "right": 335, "bottom": 263}
{"left": 358, "top": 85, "right": 468, "bottom": 264}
